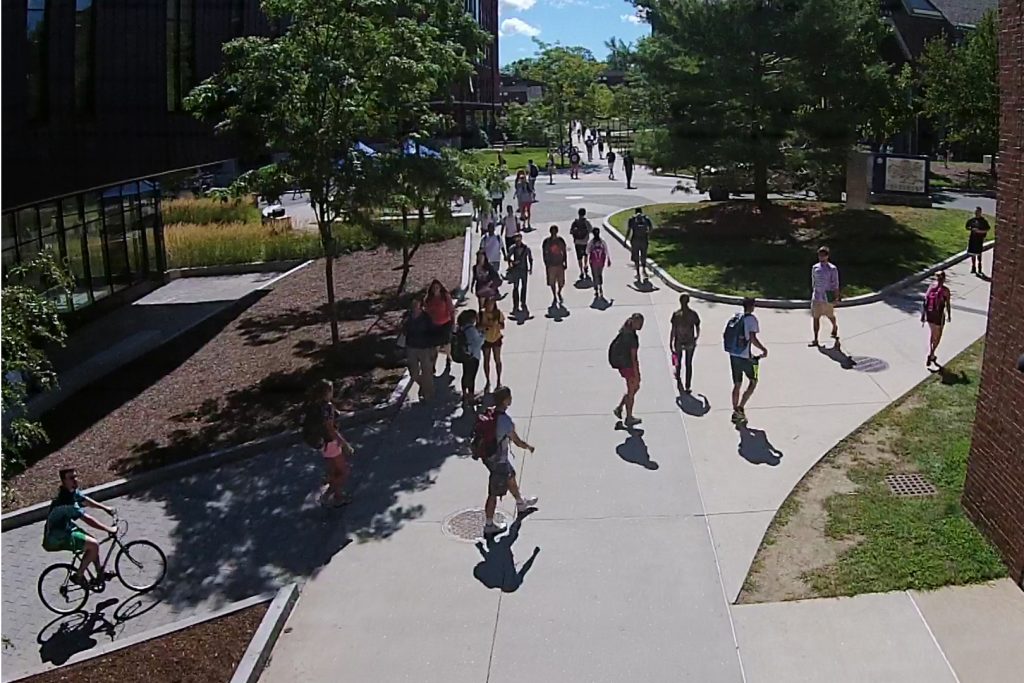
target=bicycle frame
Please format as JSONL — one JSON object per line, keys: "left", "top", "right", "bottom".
{"left": 69, "top": 518, "right": 129, "bottom": 579}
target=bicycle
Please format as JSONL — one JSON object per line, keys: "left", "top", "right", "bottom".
{"left": 37, "top": 517, "right": 167, "bottom": 615}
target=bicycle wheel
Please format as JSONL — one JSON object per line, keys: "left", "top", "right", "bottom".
{"left": 38, "top": 563, "right": 89, "bottom": 614}
{"left": 115, "top": 540, "right": 167, "bottom": 592}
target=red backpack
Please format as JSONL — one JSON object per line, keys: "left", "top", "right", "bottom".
{"left": 471, "top": 407, "right": 500, "bottom": 462}
{"left": 925, "top": 285, "right": 947, "bottom": 315}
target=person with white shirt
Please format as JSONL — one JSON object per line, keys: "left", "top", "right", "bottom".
{"left": 725, "top": 297, "right": 768, "bottom": 425}
{"left": 483, "top": 386, "right": 538, "bottom": 535}
{"left": 810, "top": 246, "right": 841, "bottom": 347}
{"left": 480, "top": 223, "right": 505, "bottom": 275}
{"left": 501, "top": 205, "right": 521, "bottom": 253}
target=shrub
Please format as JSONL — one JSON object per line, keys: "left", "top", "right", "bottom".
{"left": 163, "top": 198, "right": 261, "bottom": 225}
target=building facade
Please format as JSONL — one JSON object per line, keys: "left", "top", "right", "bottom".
{"left": 962, "top": 0, "right": 1024, "bottom": 586}
{"left": 450, "top": 0, "right": 500, "bottom": 142}
{"left": 500, "top": 75, "right": 544, "bottom": 106}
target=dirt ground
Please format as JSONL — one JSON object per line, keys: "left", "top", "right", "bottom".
{"left": 7, "top": 240, "right": 463, "bottom": 508}
{"left": 23, "top": 605, "right": 266, "bottom": 683}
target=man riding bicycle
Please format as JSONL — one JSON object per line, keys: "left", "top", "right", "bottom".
{"left": 42, "top": 468, "right": 117, "bottom": 589}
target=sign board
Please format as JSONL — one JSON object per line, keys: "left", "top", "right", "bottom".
{"left": 872, "top": 153, "right": 930, "bottom": 196}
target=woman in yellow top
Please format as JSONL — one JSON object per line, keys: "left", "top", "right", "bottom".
{"left": 480, "top": 297, "right": 505, "bottom": 393}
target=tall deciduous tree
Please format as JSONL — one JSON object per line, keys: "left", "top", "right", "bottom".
{"left": 187, "top": 0, "right": 488, "bottom": 345}
{"left": 919, "top": 9, "right": 999, "bottom": 174}
{"left": 637, "top": 0, "right": 895, "bottom": 205}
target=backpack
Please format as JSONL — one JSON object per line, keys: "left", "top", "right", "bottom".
{"left": 471, "top": 407, "right": 500, "bottom": 462}
{"left": 630, "top": 215, "right": 651, "bottom": 241}
{"left": 451, "top": 325, "right": 470, "bottom": 364}
{"left": 925, "top": 286, "right": 946, "bottom": 315}
{"left": 588, "top": 240, "right": 607, "bottom": 269}
{"left": 302, "top": 401, "right": 329, "bottom": 448}
{"left": 723, "top": 313, "right": 750, "bottom": 355}
{"left": 570, "top": 219, "right": 590, "bottom": 241}
{"left": 608, "top": 330, "right": 632, "bottom": 369}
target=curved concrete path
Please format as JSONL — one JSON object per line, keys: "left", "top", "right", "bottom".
{"left": 262, "top": 163, "right": 1010, "bottom": 683}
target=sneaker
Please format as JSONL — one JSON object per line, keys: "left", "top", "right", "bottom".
{"left": 517, "top": 496, "right": 538, "bottom": 512}
{"left": 625, "top": 416, "right": 642, "bottom": 427}
{"left": 613, "top": 405, "right": 623, "bottom": 420}
{"left": 70, "top": 574, "right": 89, "bottom": 589}
{"left": 483, "top": 521, "right": 507, "bottom": 535}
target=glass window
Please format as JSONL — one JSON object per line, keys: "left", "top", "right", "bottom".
{"left": 123, "top": 183, "right": 145, "bottom": 280}
{"left": 230, "top": 0, "right": 245, "bottom": 36}
{"left": 166, "top": 0, "right": 195, "bottom": 112}
{"left": 74, "top": 1, "right": 95, "bottom": 114}
{"left": 83, "top": 192, "right": 110, "bottom": 301}
{"left": 2, "top": 212, "right": 18, "bottom": 261}
{"left": 26, "top": 0, "right": 49, "bottom": 121}
{"left": 102, "top": 191, "right": 130, "bottom": 291}
{"left": 61, "top": 197, "right": 93, "bottom": 310}
{"left": 17, "top": 207, "right": 41, "bottom": 256}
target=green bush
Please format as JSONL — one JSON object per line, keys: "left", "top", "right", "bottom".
{"left": 163, "top": 198, "right": 261, "bottom": 225}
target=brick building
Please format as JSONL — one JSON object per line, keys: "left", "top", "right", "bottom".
{"left": 963, "top": 0, "right": 1024, "bottom": 587}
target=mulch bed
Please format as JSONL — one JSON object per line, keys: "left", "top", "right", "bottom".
{"left": 23, "top": 604, "right": 267, "bottom": 683}
{"left": 7, "top": 240, "right": 463, "bottom": 508}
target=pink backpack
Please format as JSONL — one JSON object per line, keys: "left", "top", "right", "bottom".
{"left": 589, "top": 240, "right": 608, "bottom": 269}
{"left": 925, "top": 284, "right": 947, "bottom": 315}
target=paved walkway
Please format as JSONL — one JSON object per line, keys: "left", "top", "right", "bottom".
{"left": 262, "top": 165, "right": 1021, "bottom": 682}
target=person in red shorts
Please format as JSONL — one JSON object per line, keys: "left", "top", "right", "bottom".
{"left": 610, "top": 313, "right": 645, "bottom": 427}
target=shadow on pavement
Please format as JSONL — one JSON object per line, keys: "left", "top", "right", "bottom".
{"left": 473, "top": 515, "right": 540, "bottom": 593}
{"left": 676, "top": 393, "right": 710, "bottom": 417}
{"left": 37, "top": 593, "right": 162, "bottom": 666}
{"left": 545, "top": 304, "right": 571, "bottom": 322}
{"left": 590, "top": 296, "right": 614, "bottom": 311}
{"left": 615, "top": 428, "right": 660, "bottom": 470}
{"left": 817, "top": 343, "right": 858, "bottom": 369}
{"left": 737, "top": 426, "right": 783, "bottom": 466}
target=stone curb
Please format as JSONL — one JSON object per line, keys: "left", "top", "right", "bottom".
{"left": 229, "top": 583, "right": 300, "bottom": 683}
{"left": 602, "top": 208, "right": 996, "bottom": 309}
{"left": 3, "top": 592, "right": 277, "bottom": 682}
{"left": 166, "top": 259, "right": 309, "bottom": 280}
{"left": 456, "top": 223, "right": 474, "bottom": 303}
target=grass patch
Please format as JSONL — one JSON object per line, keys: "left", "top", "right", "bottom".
{"left": 165, "top": 219, "right": 463, "bottom": 268}
{"left": 471, "top": 146, "right": 567, "bottom": 172}
{"left": 802, "top": 342, "right": 1007, "bottom": 596}
{"left": 608, "top": 201, "right": 993, "bottom": 298}
{"left": 163, "top": 198, "right": 261, "bottom": 225}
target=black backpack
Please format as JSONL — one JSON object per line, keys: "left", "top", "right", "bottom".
{"left": 301, "top": 401, "right": 328, "bottom": 448}
{"left": 608, "top": 330, "right": 632, "bottom": 369}
{"left": 451, "top": 326, "right": 470, "bottom": 364}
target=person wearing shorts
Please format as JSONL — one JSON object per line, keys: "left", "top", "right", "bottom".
{"left": 670, "top": 294, "right": 701, "bottom": 393}
{"left": 43, "top": 468, "right": 117, "bottom": 589}
{"left": 965, "top": 207, "right": 990, "bottom": 276}
{"left": 569, "top": 148, "right": 582, "bottom": 179}
{"left": 810, "top": 246, "right": 840, "bottom": 346}
{"left": 457, "top": 309, "right": 485, "bottom": 406}
{"left": 586, "top": 227, "right": 612, "bottom": 300}
{"left": 626, "top": 208, "right": 652, "bottom": 283}
{"left": 480, "top": 297, "right": 505, "bottom": 392}
{"left": 313, "top": 379, "right": 355, "bottom": 506}
{"left": 612, "top": 313, "right": 645, "bottom": 427}
{"left": 922, "top": 271, "right": 952, "bottom": 368}
{"left": 728, "top": 298, "right": 768, "bottom": 424}
{"left": 542, "top": 225, "right": 568, "bottom": 307}
{"left": 483, "top": 386, "right": 538, "bottom": 535}
{"left": 570, "top": 208, "right": 593, "bottom": 280}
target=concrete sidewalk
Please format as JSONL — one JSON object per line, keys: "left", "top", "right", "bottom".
{"left": 262, "top": 165, "right": 1012, "bottom": 682}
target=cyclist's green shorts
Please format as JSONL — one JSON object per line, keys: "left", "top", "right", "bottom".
{"left": 46, "top": 530, "right": 88, "bottom": 553}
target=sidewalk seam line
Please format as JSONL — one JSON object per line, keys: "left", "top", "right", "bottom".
{"left": 906, "top": 590, "right": 962, "bottom": 683}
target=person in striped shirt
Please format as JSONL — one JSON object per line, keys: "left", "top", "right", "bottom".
{"left": 810, "top": 246, "right": 840, "bottom": 346}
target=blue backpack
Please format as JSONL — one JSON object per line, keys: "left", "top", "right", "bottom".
{"left": 723, "top": 313, "right": 750, "bottom": 355}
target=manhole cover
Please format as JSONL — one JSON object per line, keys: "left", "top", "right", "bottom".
{"left": 885, "top": 473, "right": 937, "bottom": 497}
{"left": 442, "top": 508, "right": 512, "bottom": 542}
{"left": 849, "top": 356, "right": 890, "bottom": 373}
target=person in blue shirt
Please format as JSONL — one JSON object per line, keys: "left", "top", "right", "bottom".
{"left": 43, "top": 468, "right": 117, "bottom": 588}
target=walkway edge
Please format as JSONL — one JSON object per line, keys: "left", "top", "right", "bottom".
{"left": 166, "top": 259, "right": 310, "bottom": 280}
{"left": 3, "top": 591, "right": 277, "bottom": 683}
{"left": 602, "top": 210, "right": 994, "bottom": 309}
{"left": 230, "top": 583, "right": 300, "bottom": 683}
{"left": 456, "top": 223, "right": 474, "bottom": 302}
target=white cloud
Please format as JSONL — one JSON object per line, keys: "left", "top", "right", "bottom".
{"left": 620, "top": 8, "right": 647, "bottom": 24}
{"left": 500, "top": 17, "right": 541, "bottom": 38}
{"left": 499, "top": 0, "right": 537, "bottom": 11}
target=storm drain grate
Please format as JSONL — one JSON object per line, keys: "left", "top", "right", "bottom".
{"left": 885, "top": 473, "right": 937, "bottom": 497}
{"left": 442, "top": 508, "right": 512, "bottom": 542}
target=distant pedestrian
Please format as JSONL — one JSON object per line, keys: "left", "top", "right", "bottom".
{"left": 480, "top": 297, "right": 505, "bottom": 393}
{"left": 489, "top": 180, "right": 505, "bottom": 214}
{"left": 471, "top": 250, "right": 501, "bottom": 309}
{"left": 311, "top": 379, "right": 355, "bottom": 506}
{"left": 597, "top": 136, "right": 605, "bottom": 159}
{"left": 527, "top": 159, "right": 540, "bottom": 194}
{"left": 570, "top": 208, "right": 593, "bottom": 280}
{"left": 587, "top": 227, "right": 611, "bottom": 300}
{"left": 610, "top": 313, "right": 645, "bottom": 427}
{"left": 501, "top": 205, "right": 521, "bottom": 254}
{"left": 809, "top": 246, "right": 841, "bottom": 347}
{"left": 403, "top": 298, "right": 436, "bottom": 401}
{"left": 724, "top": 298, "right": 768, "bottom": 425}
{"left": 542, "top": 225, "right": 568, "bottom": 308}
{"left": 585, "top": 137, "right": 594, "bottom": 162}
{"left": 454, "top": 308, "right": 485, "bottom": 407}
{"left": 424, "top": 279, "right": 455, "bottom": 375}
{"left": 507, "top": 233, "right": 533, "bottom": 314}
{"left": 569, "top": 148, "right": 582, "bottom": 179}
{"left": 625, "top": 207, "right": 652, "bottom": 283}
{"left": 965, "top": 207, "right": 990, "bottom": 276}
{"left": 623, "top": 150, "right": 635, "bottom": 189}
{"left": 515, "top": 170, "right": 533, "bottom": 229}
{"left": 481, "top": 223, "right": 505, "bottom": 275}
{"left": 922, "top": 271, "right": 952, "bottom": 368}
{"left": 497, "top": 151, "right": 506, "bottom": 169}
{"left": 669, "top": 294, "right": 701, "bottom": 393}
{"left": 607, "top": 150, "right": 616, "bottom": 180}
{"left": 547, "top": 151, "right": 556, "bottom": 184}
{"left": 477, "top": 386, "right": 537, "bottom": 535}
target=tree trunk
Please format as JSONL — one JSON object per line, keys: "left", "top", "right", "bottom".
{"left": 398, "top": 208, "right": 411, "bottom": 294}
{"left": 753, "top": 159, "right": 769, "bottom": 208}
{"left": 323, "top": 230, "right": 340, "bottom": 346}
{"left": 990, "top": 152, "right": 997, "bottom": 179}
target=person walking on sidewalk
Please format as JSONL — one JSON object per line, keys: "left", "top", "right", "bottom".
{"left": 965, "top": 207, "right": 990, "bottom": 276}
{"left": 607, "top": 149, "right": 617, "bottom": 180}
{"left": 501, "top": 205, "right": 521, "bottom": 254}
{"left": 403, "top": 298, "right": 437, "bottom": 401}
{"left": 515, "top": 170, "right": 533, "bottom": 229}
{"left": 625, "top": 207, "right": 652, "bottom": 283}
{"left": 724, "top": 298, "right": 767, "bottom": 425}
{"left": 569, "top": 148, "right": 582, "bottom": 179}
{"left": 480, "top": 297, "right": 505, "bottom": 393}
{"left": 311, "top": 379, "right": 356, "bottom": 506}
{"left": 597, "top": 135, "right": 605, "bottom": 159}
{"left": 472, "top": 250, "right": 501, "bottom": 310}
{"left": 547, "top": 150, "right": 556, "bottom": 184}
{"left": 570, "top": 208, "right": 594, "bottom": 281}
{"left": 610, "top": 313, "right": 645, "bottom": 427}
{"left": 809, "top": 246, "right": 841, "bottom": 347}
{"left": 481, "top": 223, "right": 505, "bottom": 276}
{"left": 424, "top": 279, "right": 455, "bottom": 375}
{"left": 542, "top": 225, "right": 568, "bottom": 308}
{"left": 587, "top": 227, "right": 611, "bottom": 300}
{"left": 623, "top": 150, "right": 635, "bottom": 189}
{"left": 922, "top": 271, "right": 952, "bottom": 369}
{"left": 489, "top": 180, "right": 505, "bottom": 214}
{"left": 670, "top": 294, "right": 701, "bottom": 393}
{"left": 507, "top": 233, "right": 533, "bottom": 314}
{"left": 480, "top": 386, "right": 538, "bottom": 535}
{"left": 454, "top": 308, "right": 486, "bottom": 408}
{"left": 527, "top": 159, "right": 540, "bottom": 194}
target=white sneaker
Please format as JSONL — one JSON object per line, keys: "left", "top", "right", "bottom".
{"left": 483, "top": 521, "right": 507, "bottom": 535}
{"left": 517, "top": 496, "right": 538, "bottom": 512}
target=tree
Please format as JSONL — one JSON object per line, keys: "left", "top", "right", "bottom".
{"left": 637, "top": 0, "right": 895, "bottom": 205}
{"left": 919, "top": 10, "right": 999, "bottom": 174}
{"left": 187, "top": 0, "right": 489, "bottom": 345}
{"left": 502, "top": 102, "right": 554, "bottom": 145}
{"left": 604, "top": 37, "right": 635, "bottom": 71}
{"left": 2, "top": 251, "right": 72, "bottom": 476}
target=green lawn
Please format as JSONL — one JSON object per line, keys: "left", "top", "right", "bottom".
{"left": 471, "top": 146, "right": 568, "bottom": 173}
{"left": 805, "top": 342, "right": 1007, "bottom": 596}
{"left": 608, "top": 201, "right": 993, "bottom": 299}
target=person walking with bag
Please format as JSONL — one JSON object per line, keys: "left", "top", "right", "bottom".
{"left": 515, "top": 171, "right": 534, "bottom": 230}
{"left": 610, "top": 313, "right": 645, "bottom": 427}
{"left": 586, "top": 227, "right": 611, "bottom": 301}
{"left": 507, "top": 233, "right": 533, "bottom": 314}
{"left": 453, "top": 309, "right": 486, "bottom": 408}
{"left": 402, "top": 298, "right": 436, "bottom": 401}
{"left": 471, "top": 250, "right": 501, "bottom": 310}
{"left": 542, "top": 225, "right": 568, "bottom": 308}
{"left": 570, "top": 208, "right": 594, "bottom": 281}
{"left": 809, "top": 246, "right": 841, "bottom": 347}
{"left": 607, "top": 149, "right": 616, "bottom": 180}
{"left": 922, "top": 271, "right": 952, "bottom": 368}
{"left": 480, "top": 297, "right": 505, "bottom": 393}
{"left": 724, "top": 298, "right": 767, "bottom": 425}
{"left": 424, "top": 279, "right": 455, "bottom": 375}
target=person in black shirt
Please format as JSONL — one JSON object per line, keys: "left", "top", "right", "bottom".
{"left": 965, "top": 206, "right": 990, "bottom": 276}
{"left": 507, "top": 233, "right": 533, "bottom": 314}
{"left": 403, "top": 298, "right": 437, "bottom": 401}
{"left": 612, "top": 313, "right": 645, "bottom": 427}
{"left": 625, "top": 208, "right": 653, "bottom": 283}
{"left": 623, "top": 150, "right": 635, "bottom": 189}
{"left": 669, "top": 294, "right": 701, "bottom": 393}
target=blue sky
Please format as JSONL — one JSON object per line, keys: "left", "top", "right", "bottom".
{"left": 497, "top": 0, "right": 650, "bottom": 66}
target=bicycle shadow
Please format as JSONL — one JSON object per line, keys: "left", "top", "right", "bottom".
{"left": 37, "top": 592, "right": 163, "bottom": 666}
